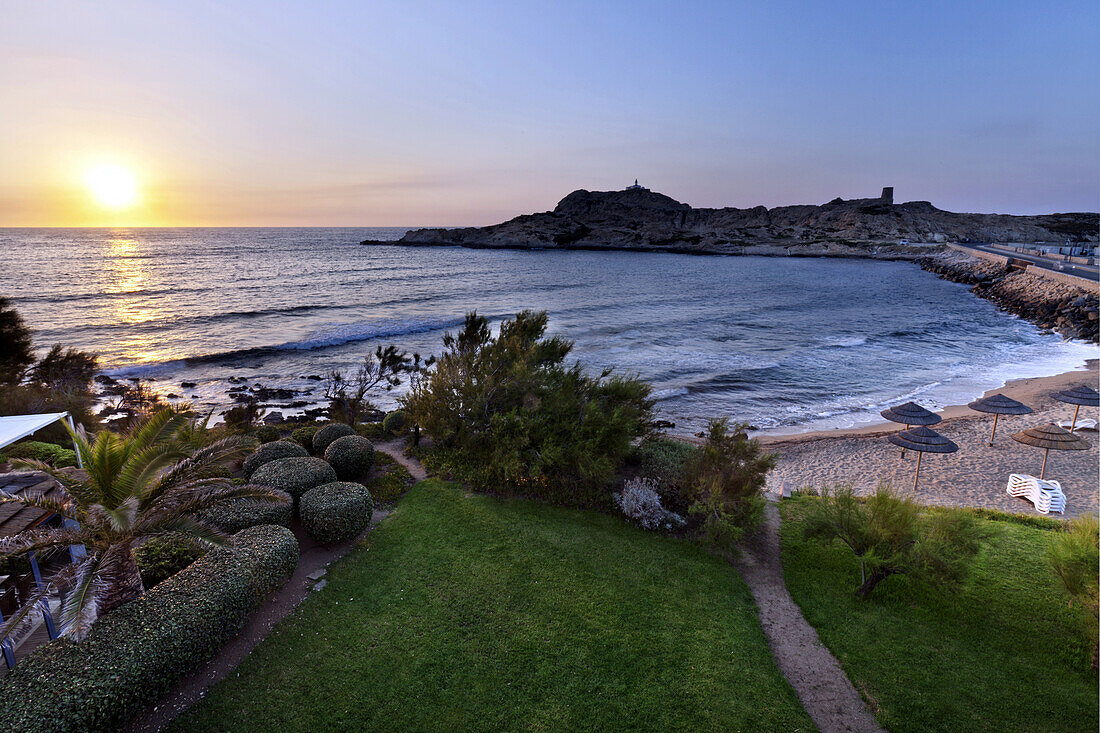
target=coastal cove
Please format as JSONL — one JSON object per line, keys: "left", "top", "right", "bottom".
{"left": 3, "top": 227, "right": 1095, "bottom": 436}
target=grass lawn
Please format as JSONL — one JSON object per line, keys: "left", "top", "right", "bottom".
{"left": 780, "top": 496, "right": 1097, "bottom": 733}
{"left": 175, "top": 480, "right": 812, "bottom": 732}
{"left": 366, "top": 449, "right": 415, "bottom": 503}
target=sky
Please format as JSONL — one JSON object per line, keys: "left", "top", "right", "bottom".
{"left": 1, "top": 0, "right": 1097, "bottom": 226}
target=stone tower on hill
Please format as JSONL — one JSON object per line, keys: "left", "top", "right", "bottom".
{"left": 880, "top": 187, "right": 894, "bottom": 205}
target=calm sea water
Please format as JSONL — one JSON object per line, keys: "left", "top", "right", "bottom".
{"left": 2, "top": 227, "right": 1094, "bottom": 435}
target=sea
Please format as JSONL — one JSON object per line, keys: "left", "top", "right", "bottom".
{"left": 2, "top": 227, "right": 1095, "bottom": 436}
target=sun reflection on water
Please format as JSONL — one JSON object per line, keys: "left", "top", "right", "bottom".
{"left": 102, "top": 233, "right": 175, "bottom": 365}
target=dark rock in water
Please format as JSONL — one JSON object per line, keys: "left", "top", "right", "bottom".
{"left": 180, "top": 381, "right": 197, "bottom": 389}
{"left": 165, "top": 393, "right": 180, "bottom": 399}
{"left": 650, "top": 419, "right": 676, "bottom": 430}
{"left": 305, "top": 375, "right": 323, "bottom": 381}
{"left": 227, "top": 376, "right": 245, "bottom": 384}
{"left": 263, "top": 412, "right": 285, "bottom": 425}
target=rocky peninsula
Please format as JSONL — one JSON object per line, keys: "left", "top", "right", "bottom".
{"left": 362, "top": 185, "right": 1098, "bottom": 258}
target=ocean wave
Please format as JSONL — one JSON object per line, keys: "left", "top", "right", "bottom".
{"left": 822, "top": 335, "right": 868, "bottom": 348}
{"left": 105, "top": 315, "right": 466, "bottom": 378}
{"left": 653, "top": 387, "right": 690, "bottom": 401}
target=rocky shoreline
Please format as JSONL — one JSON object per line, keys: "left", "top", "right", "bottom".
{"left": 918, "top": 251, "right": 1099, "bottom": 342}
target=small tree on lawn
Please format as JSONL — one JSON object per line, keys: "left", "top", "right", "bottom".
{"left": 802, "top": 484, "right": 984, "bottom": 598}
{"left": 682, "top": 419, "right": 775, "bottom": 555}
{"left": 1049, "top": 514, "right": 1099, "bottom": 668}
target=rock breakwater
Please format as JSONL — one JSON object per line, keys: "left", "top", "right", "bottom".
{"left": 919, "top": 251, "right": 1099, "bottom": 342}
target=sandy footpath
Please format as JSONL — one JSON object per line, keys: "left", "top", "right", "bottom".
{"left": 760, "top": 361, "right": 1100, "bottom": 517}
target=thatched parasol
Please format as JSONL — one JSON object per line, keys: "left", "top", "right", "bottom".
{"left": 1052, "top": 384, "right": 1100, "bottom": 432}
{"left": 881, "top": 402, "right": 941, "bottom": 458}
{"left": 968, "top": 393, "right": 1033, "bottom": 445}
{"left": 887, "top": 426, "right": 958, "bottom": 490}
{"left": 1011, "top": 423, "right": 1091, "bottom": 480}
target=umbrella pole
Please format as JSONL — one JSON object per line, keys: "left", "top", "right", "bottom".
{"left": 1040, "top": 447, "right": 1049, "bottom": 480}
{"left": 913, "top": 450, "right": 922, "bottom": 490}
{"left": 901, "top": 424, "right": 909, "bottom": 458}
{"left": 1071, "top": 404, "right": 1080, "bottom": 432}
{"left": 989, "top": 414, "right": 999, "bottom": 446}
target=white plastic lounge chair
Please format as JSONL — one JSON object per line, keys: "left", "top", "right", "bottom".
{"left": 1056, "top": 418, "right": 1098, "bottom": 432}
{"left": 1006, "top": 473, "right": 1067, "bottom": 514}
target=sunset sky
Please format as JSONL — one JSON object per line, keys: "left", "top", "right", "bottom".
{"left": 2, "top": 1, "right": 1097, "bottom": 227}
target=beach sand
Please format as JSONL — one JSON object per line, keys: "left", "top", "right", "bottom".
{"left": 760, "top": 361, "right": 1100, "bottom": 517}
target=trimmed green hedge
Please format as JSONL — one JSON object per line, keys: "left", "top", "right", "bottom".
{"left": 242, "top": 440, "right": 308, "bottom": 478}
{"left": 250, "top": 456, "right": 337, "bottom": 499}
{"left": 0, "top": 524, "right": 299, "bottom": 733}
{"left": 291, "top": 424, "right": 320, "bottom": 451}
{"left": 382, "top": 410, "right": 406, "bottom": 434}
{"left": 135, "top": 536, "right": 207, "bottom": 588}
{"left": 199, "top": 491, "right": 293, "bottom": 533}
{"left": 2, "top": 440, "right": 78, "bottom": 468}
{"left": 299, "top": 481, "right": 374, "bottom": 545}
{"left": 323, "top": 435, "right": 375, "bottom": 480}
{"left": 312, "top": 423, "right": 355, "bottom": 455}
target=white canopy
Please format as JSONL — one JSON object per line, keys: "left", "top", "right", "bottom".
{"left": 0, "top": 412, "right": 72, "bottom": 452}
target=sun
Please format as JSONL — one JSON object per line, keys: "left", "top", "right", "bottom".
{"left": 85, "top": 163, "right": 140, "bottom": 210}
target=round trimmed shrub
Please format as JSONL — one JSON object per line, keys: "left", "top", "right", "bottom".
{"left": 255, "top": 425, "right": 281, "bottom": 444}
{"left": 312, "top": 422, "right": 355, "bottom": 454}
{"left": 323, "top": 435, "right": 375, "bottom": 480}
{"left": 250, "top": 456, "right": 337, "bottom": 498}
{"left": 200, "top": 490, "right": 293, "bottom": 533}
{"left": 299, "top": 481, "right": 374, "bottom": 545}
{"left": 242, "top": 440, "right": 308, "bottom": 478}
{"left": 382, "top": 410, "right": 406, "bottom": 434}
{"left": 291, "top": 424, "right": 320, "bottom": 451}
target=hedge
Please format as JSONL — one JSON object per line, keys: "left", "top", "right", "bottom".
{"left": 299, "top": 482, "right": 374, "bottom": 545}
{"left": 250, "top": 456, "right": 337, "bottom": 499}
{"left": 199, "top": 490, "right": 294, "bottom": 533}
{"left": 382, "top": 409, "right": 406, "bottom": 434}
{"left": 241, "top": 440, "right": 308, "bottom": 478}
{"left": 1, "top": 440, "right": 78, "bottom": 468}
{"left": 323, "top": 435, "right": 375, "bottom": 481}
{"left": 0, "top": 524, "right": 299, "bottom": 733}
{"left": 290, "top": 424, "right": 320, "bottom": 451}
{"left": 135, "top": 536, "right": 207, "bottom": 588}
{"left": 312, "top": 422, "right": 355, "bottom": 455}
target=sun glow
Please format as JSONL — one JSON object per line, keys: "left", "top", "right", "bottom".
{"left": 84, "top": 163, "right": 140, "bottom": 210}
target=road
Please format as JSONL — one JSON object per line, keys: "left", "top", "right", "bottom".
{"left": 956, "top": 243, "right": 1099, "bottom": 283}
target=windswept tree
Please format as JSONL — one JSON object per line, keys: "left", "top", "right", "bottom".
{"left": 325, "top": 345, "right": 415, "bottom": 425}
{"left": 0, "top": 295, "right": 35, "bottom": 386}
{"left": 0, "top": 409, "right": 288, "bottom": 641}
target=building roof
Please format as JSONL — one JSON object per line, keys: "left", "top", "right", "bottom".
{"left": 0, "top": 413, "right": 70, "bottom": 452}
{"left": 0, "top": 472, "right": 64, "bottom": 538}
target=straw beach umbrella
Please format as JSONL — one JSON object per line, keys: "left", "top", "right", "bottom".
{"left": 1011, "top": 423, "right": 1091, "bottom": 480}
{"left": 887, "top": 426, "right": 958, "bottom": 490}
{"left": 968, "top": 393, "right": 1033, "bottom": 446}
{"left": 881, "top": 402, "right": 941, "bottom": 457}
{"left": 1052, "top": 384, "right": 1100, "bottom": 433}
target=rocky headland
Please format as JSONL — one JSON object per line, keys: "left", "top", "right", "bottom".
{"left": 363, "top": 186, "right": 1098, "bottom": 258}
{"left": 919, "top": 250, "right": 1099, "bottom": 342}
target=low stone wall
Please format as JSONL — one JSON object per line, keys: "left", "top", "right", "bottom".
{"left": 919, "top": 251, "right": 1099, "bottom": 342}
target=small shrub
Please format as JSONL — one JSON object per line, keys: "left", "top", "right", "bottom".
{"left": 254, "top": 425, "right": 281, "bottom": 444}
{"left": 802, "top": 485, "right": 985, "bottom": 597}
{"left": 368, "top": 451, "right": 415, "bottom": 503}
{"left": 250, "top": 456, "right": 337, "bottom": 499}
{"left": 382, "top": 409, "right": 406, "bottom": 434}
{"left": 615, "top": 477, "right": 686, "bottom": 531}
{"left": 134, "top": 536, "right": 206, "bottom": 588}
{"left": 0, "top": 525, "right": 299, "bottom": 733}
{"left": 291, "top": 424, "right": 320, "bottom": 451}
{"left": 356, "top": 422, "right": 385, "bottom": 440}
{"left": 323, "top": 434, "right": 375, "bottom": 480}
{"left": 630, "top": 437, "right": 698, "bottom": 512}
{"left": 2, "top": 440, "right": 78, "bottom": 467}
{"left": 683, "top": 419, "right": 774, "bottom": 555}
{"left": 199, "top": 490, "right": 293, "bottom": 533}
{"left": 312, "top": 422, "right": 355, "bottom": 455}
{"left": 241, "top": 440, "right": 309, "bottom": 478}
{"left": 1049, "top": 514, "right": 1099, "bottom": 668}
{"left": 299, "top": 481, "right": 374, "bottom": 545}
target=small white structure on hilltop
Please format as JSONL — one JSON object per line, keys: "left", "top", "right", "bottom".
{"left": 625, "top": 179, "right": 648, "bottom": 191}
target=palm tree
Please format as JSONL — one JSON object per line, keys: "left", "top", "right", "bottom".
{"left": 0, "top": 408, "right": 288, "bottom": 641}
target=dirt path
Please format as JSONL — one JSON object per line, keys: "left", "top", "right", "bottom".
{"left": 127, "top": 509, "right": 390, "bottom": 733}
{"left": 375, "top": 438, "right": 428, "bottom": 481}
{"left": 735, "top": 503, "right": 885, "bottom": 733}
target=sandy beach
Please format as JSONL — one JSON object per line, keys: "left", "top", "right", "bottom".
{"left": 761, "top": 361, "right": 1100, "bottom": 517}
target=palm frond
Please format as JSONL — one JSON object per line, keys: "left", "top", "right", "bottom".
{"left": 109, "top": 441, "right": 186, "bottom": 508}
{"left": 0, "top": 489, "right": 81, "bottom": 522}
{"left": 151, "top": 515, "right": 232, "bottom": 548}
{"left": 0, "top": 569, "right": 65, "bottom": 643}
{"left": 58, "top": 554, "right": 105, "bottom": 641}
{"left": 8, "top": 459, "right": 98, "bottom": 507}
{"left": 125, "top": 408, "right": 189, "bottom": 460}
{"left": 140, "top": 435, "right": 254, "bottom": 507}
{"left": 0, "top": 526, "right": 95, "bottom": 562}
{"left": 138, "top": 483, "right": 289, "bottom": 531}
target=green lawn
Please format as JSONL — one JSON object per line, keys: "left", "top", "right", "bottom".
{"left": 780, "top": 496, "right": 1097, "bottom": 733}
{"left": 175, "top": 480, "right": 812, "bottom": 732}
